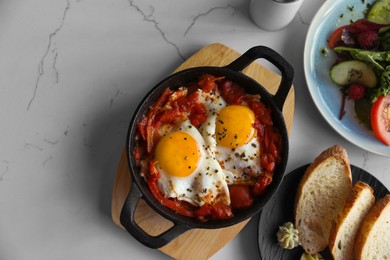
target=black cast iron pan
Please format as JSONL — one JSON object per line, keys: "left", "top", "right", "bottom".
{"left": 120, "top": 46, "right": 294, "bottom": 248}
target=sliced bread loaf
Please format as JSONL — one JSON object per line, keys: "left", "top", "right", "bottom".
{"left": 329, "top": 181, "right": 375, "bottom": 260}
{"left": 355, "top": 194, "right": 390, "bottom": 260}
{"left": 295, "top": 145, "right": 353, "bottom": 254}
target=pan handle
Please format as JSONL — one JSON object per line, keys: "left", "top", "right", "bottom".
{"left": 224, "top": 46, "right": 294, "bottom": 111}
{"left": 120, "top": 183, "right": 190, "bottom": 249}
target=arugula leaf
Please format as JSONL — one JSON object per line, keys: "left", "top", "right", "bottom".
{"left": 370, "top": 65, "right": 390, "bottom": 102}
{"left": 333, "top": 46, "right": 390, "bottom": 71}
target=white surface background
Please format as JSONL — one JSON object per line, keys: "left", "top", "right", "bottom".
{"left": 0, "top": 0, "right": 389, "bottom": 259}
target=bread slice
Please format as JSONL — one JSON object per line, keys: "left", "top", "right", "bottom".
{"left": 354, "top": 194, "right": 390, "bottom": 260}
{"left": 295, "top": 145, "right": 353, "bottom": 254}
{"left": 329, "top": 181, "right": 375, "bottom": 260}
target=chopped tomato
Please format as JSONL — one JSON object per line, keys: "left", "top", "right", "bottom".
{"left": 174, "top": 91, "right": 207, "bottom": 127}
{"left": 175, "top": 90, "right": 198, "bottom": 113}
{"left": 153, "top": 107, "right": 183, "bottom": 126}
{"left": 261, "top": 153, "right": 276, "bottom": 173}
{"left": 188, "top": 102, "right": 207, "bottom": 126}
{"left": 264, "top": 126, "right": 282, "bottom": 163}
{"left": 253, "top": 119, "right": 282, "bottom": 174}
{"left": 219, "top": 80, "right": 245, "bottom": 105}
{"left": 198, "top": 74, "right": 223, "bottom": 93}
{"left": 249, "top": 100, "right": 273, "bottom": 126}
{"left": 253, "top": 173, "right": 272, "bottom": 196}
{"left": 194, "top": 203, "right": 233, "bottom": 221}
{"left": 371, "top": 94, "right": 390, "bottom": 146}
{"left": 229, "top": 185, "right": 253, "bottom": 210}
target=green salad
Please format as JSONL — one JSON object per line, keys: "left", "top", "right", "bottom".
{"left": 327, "top": 0, "right": 390, "bottom": 146}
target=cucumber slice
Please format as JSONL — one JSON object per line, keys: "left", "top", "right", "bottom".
{"left": 329, "top": 60, "right": 377, "bottom": 88}
{"left": 367, "top": 0, "right": 390, "bottom": 24}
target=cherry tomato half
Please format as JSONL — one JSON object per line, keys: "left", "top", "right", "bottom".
{"left": 328, "top": 25, "right": 347, "bottom": 49}
{"left": 371, "top": 94, "right": 390, "bottom": 146}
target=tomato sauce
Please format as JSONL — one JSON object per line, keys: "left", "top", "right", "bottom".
{"left": 135, "top": 74, "right": 283, "bottom": 221}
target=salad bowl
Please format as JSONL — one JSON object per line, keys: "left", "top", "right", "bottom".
{"left": 304, "top": 0, "right": 390, "bottom": 156}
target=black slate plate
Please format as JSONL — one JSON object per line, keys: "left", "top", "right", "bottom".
{"left": 258, "top": 164, "right": 389, "bottom": 260}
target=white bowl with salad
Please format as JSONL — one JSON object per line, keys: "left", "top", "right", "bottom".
{"left": 304, "top": 0, "right": 390, "bottom": 156}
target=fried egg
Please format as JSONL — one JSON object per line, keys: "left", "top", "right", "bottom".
{"left": 214, "top": 105, "right": 262, "bottom": 185}
{"left": 198, "top": 89, "right": 262, "bottom": 185}
{"left": 154, "top": 120, "right": 230, "bottom": 207}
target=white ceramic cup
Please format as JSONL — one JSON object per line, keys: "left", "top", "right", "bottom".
{"left": 249, "top": 0, "right": 304, "bottom": 31}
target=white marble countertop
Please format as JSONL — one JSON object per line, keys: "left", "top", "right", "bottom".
{"left": 1, "top": 0, "right": 389, "bottom": 259}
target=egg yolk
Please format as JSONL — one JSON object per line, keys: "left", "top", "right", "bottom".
{"left": 216, "top": 105, "right": 256, "bottom": 148}
{"left": 155, "top": 131, "right": 201, "bottom": 177}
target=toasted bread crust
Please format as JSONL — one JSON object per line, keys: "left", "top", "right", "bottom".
{"left": 328, "top": 181, "right": 375, "bottom": 259}
{"left": 294, "top": 145, "right": 353, "bottom": 253}
{"left": 354, "top": 194, "right": 390, "bottom": 260}
{"left": 295, "top": 145, "right": 352, "bottom": 216}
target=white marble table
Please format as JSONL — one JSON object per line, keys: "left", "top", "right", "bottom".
{"left": 1, "top": 0, "right": 389, "bottom": 259}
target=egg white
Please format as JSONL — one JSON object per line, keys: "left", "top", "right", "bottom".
{"left": 197, "top": 89, "right": 227, "bottom": 154}
{"left": 215, "top": 136, "right": 262, "bottom": 185}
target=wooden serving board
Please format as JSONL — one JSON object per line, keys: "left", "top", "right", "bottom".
{"left": 111, "top": 43, "right": 295, "bottom": 259}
